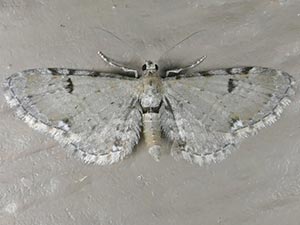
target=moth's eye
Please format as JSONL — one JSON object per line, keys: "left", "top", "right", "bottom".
{"left": 142, "top": 64, "right": 147, "bottom": 71}
{"left": 155, "top": 64, "right": 159, "bottom": 70}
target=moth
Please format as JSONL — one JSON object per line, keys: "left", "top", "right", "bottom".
{"left": 3, "top": 51, "right": 295, "bottom": 165}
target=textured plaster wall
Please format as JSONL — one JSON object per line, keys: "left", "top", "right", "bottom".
{"left": 0, "top": 0, "right": 300, "bottom": 225}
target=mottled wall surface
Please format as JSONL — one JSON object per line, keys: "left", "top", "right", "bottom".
{"left": 0, "top": 0, "right": 300, "bottom": 224}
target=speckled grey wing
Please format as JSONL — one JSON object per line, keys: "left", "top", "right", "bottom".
{"left": 3, "top": 68, "right": 142, "bottom": 165}
{"left": 160, "top": 67, "right": 295, "bottom": 166}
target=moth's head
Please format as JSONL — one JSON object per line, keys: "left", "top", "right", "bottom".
{"left": 142, "top": 61, "right": 159, "bottom": 74}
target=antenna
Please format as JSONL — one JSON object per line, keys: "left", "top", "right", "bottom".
{"left": 93, "top": 26, "right": 145, "bottom": 61}
{"left": 160, "top": 29, "right": 205, "bottom": 59}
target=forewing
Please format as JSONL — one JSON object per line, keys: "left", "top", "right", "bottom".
{"left": 161, "top": 67, "right": 295, "bottom": 165}
{"left": 4, "top": 68, "right": 142, "bottom": 165}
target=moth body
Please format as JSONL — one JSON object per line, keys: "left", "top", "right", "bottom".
{"left": 140, "top": 61, "right": 163, "bottom": 160}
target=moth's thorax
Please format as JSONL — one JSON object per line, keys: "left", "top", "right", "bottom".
{"left": 140, "top": 71, "right": 163, "bottom": 111}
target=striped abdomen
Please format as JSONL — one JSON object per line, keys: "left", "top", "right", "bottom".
{"left": 142, "top": 112, "right": 161, "bottom": 161}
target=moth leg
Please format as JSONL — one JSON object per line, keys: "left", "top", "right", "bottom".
{"left": 166, "top": 55, "right": 207, "bottom": 77}
{"left": 97, "top": 51, "right": 139, "bottom": 78}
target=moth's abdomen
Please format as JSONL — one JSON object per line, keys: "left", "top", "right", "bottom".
{"left": 142, "top": 112, "right": 161, "bottom": 161}
{"left": 143, "top": 113, "right": 161, "bottom": 144}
